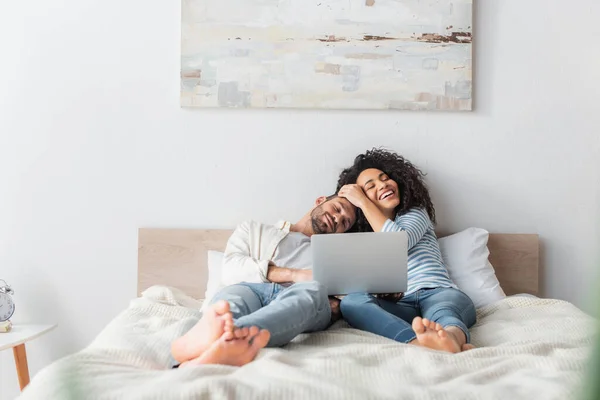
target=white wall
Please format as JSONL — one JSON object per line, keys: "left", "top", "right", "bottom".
{"left": 1, "top": 0, "right": 599, "bottom": 398}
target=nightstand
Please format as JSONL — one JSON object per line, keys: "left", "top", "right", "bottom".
{"left": 0, "top": 324, "right": 57, "bottom": 391}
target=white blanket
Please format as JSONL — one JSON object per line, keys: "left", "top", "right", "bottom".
{"left": 20, "top": 286, "right": 596, "bottom": 400}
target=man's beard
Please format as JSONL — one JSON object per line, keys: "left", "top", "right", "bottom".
{"left": 311, "top": 206, "right": 331, "bottom": 234}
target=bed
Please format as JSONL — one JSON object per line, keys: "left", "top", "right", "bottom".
{"left": 20, "top": 230, "right": 596, "bottom": 400}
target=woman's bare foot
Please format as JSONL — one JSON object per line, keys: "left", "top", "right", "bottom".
{"left": 412, "top": 317, "right": 461, "bottom": 353}
{"left": 171, "top": 300, "right": 234, "bottom": 362}
{"left": 183, "top": 326, "right": 271, "bottom": 367}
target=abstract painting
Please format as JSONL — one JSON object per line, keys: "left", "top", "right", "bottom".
{"left": 181, "top": 0, "right": 472, "bottom": 111}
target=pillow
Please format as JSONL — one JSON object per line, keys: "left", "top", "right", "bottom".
{"left": 203, "top": 250, "right": 225, "bottom": 309}
{"left": 438, "top": 228, "right": 506, "bottom": 308}
{"left": 204, "top": 230, "right": 504, "bottom": 309}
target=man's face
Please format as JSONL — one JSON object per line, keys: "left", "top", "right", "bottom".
{"left": 310, "top": 197, "right": 357, "bottom": 234}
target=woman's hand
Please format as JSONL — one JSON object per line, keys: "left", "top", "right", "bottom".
{"left": 338, "top": 184, "right": 370, "bottom": 209}
{"left": 376, "top": 292, "right": 404, "bottom": 303}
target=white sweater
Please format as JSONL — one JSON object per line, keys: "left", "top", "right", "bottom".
{"left": 221, "top": 220, "right": 293, "bottom": 286}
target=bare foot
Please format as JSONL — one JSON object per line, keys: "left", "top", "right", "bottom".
{"left": 462, "top": 343, "right": 476, "bottom": 351}
{"left": 184, "top": 327, "right": 271, "bottom": 367}
{"left": 329, "top": 297, "right": 341, "bottom": 323}
{"left": 412, "top": 317, "right": 461, "bottom": 354}
{"left": 171, "top": 300, "right": 234, "bottom": 362}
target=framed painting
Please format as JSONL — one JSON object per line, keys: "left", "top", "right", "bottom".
{"left": 181, "top": 0, "right": 472, "bottom": 110}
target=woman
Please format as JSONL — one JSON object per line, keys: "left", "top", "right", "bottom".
{"left": 337, "top": 148, "right": 476, "bottom": 353}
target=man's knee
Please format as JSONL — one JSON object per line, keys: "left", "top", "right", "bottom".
{"left": 211, "top": 283, "right": 251, "bottom": 302}
{"left": 291, "top": 281, "right": 329, "bottom": 304}
{"left": 286, "top": 281, "right": 330, "bottom": 324}
{"left": 291, "top": 280, "right": 327, "bottom": 293}
{"left": 209, "top": 283, "right": 264, "bottom": 317}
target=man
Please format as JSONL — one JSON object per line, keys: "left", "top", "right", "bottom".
{"left": 171, "top": 194, "right": 357, "bottom": 367}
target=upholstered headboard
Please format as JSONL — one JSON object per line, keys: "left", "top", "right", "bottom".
{"left": 137, "top": 229, "right": 539, "bottom": 299}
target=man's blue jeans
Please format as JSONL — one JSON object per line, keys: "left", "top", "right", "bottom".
{"left": 340, "top": 287, "right": 477, "bottom": 343}
{"left": 210, "top": 281, "right": 331, "bottom": 347}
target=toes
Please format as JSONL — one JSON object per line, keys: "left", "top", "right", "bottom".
{"left": 222, "top": 312, "right": 234, "bottom": 326}
{"left": 234, "top": 328, "right": 247, "bottom": 339}
{"left": 422, "top": 318, "right": 431, "bottom": 329}
{"left": 329, "top": 297, "right": 340, "bottom": 311}
{"left": 251, "top": 329, "right": 271, "bottom": 350}
{"left": 462, "top": 344, "right": 476, "bottom": 351}
{"left": 223, "top": 314, "right": 234, "bottom": 333}
{"left": 412, "top": 317, "right": 426, "bottom": 334}
{"left": 212, "top": 300, "right": 230, "bottom": 316}
{"left": 434, "top": 323, "right": 442, "bottom": 331}
{"left": 223, "top": 329, "right": 235, "bottom": 341}
{"left": 437, "top": 329, "right": 448, "bottom": 339}
{"left": 248, "top": 326, "right": 260, "bottom": 337}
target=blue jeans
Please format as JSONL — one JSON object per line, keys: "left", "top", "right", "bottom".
{"left": 340, "top": 287, "right": 476, "bottom": 343}
{"left": 209, "top": 281, "right": 331, "bottom": 347}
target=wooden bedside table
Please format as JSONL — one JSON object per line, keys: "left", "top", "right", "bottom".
{"left": 0, "top": 324, "right": 57, "bottom": 391}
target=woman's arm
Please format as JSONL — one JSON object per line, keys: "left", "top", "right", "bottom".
{"left": 338, "top": 185, "right": 433, "bottom": 248}
{"left": 381, "top": 208, "right": 432, "bottom": 249}
{"left": 356, "top": 199, "right": 389, "bottom": 232}
{"left": 338, "top": 184, "right": 389, "bottom": 232}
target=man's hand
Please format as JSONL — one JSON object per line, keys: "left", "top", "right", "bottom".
{"left": 376, "top": 292, "right": 404, "bottom": 303}
{"left": 338, "top": 184, "right": 370, "bottom": 209}
{"left": 268, "top": 265, "right": 313, "bottom": 284}
{"left": 267, "top": 264, "right": 295, "bottom": 284}
{"left": 292, "top": 269, "right": 313, "bottom": 283}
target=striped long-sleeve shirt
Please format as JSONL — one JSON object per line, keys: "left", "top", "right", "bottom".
{"left": 381, "top": 208, "right": 456, "bottom": 295}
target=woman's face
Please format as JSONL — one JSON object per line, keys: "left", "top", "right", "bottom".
{"left": 357, "top": 168, "right": 401, "bottom": 214}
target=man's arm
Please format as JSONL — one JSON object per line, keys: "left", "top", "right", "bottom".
{"left": 221, "top": 222, "right": 271, "bottom": 286}
{"left": 266, "top": 263, "right": 312, "bottom": 284}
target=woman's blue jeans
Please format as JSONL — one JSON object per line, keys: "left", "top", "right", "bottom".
{"left": 340, "top": 287, "right": 476, "bottom": 343}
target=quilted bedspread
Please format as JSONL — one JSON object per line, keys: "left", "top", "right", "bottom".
{"left": 19, "top": 286, "right": 597, "bottom": 400}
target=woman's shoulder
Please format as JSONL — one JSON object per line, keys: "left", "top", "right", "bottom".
{"left": 396, "top": 207, "right": 430, "bottom": 220}
{"left": 396, "top": 208, "right": 434, "bottom": 228}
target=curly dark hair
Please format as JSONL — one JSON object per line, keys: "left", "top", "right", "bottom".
{"left": 336, "top": 148, "right": 436, "bottom": 232}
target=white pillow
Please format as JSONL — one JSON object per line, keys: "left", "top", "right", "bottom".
{"left": 204, "top": 229, "right": 504, "bottom": 309}
{"left": 203, "top": 250, "right": 225, "bottom": 309}
{"left": 438, "top": 228, "right": 506, "bottom": 308}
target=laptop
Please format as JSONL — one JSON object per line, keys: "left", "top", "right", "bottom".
{"left": 312, "top": 231, "right": 408, "bottom": 296}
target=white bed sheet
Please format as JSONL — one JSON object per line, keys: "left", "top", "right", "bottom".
{"left": 20, "top": 286, "right": 596, "bottom": 400}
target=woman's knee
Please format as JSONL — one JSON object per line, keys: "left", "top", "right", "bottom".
{"left": 448, "top": 289, "right": 477, "bottom": 327}
{"left": 427, "top": 288, "right": 476, "bottom": 327}
{"left": 340, "top": 292, "right": 376, "bottom": 313}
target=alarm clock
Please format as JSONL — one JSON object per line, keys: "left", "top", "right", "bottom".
{"left": 0, "top": 280, "right": 15, "bottom": 322}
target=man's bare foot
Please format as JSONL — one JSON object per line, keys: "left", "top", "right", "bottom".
{"left": 329, "top": 297, "right": 341, "bottom": 323}
{"left": 171, "top": 300, "right": 234, "bottom": 363}
{"left": 183, "top": 326, "right": 271, "bottom": 367}
{"left": 412, "top": 317, "right": 461, "bottom": 353}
